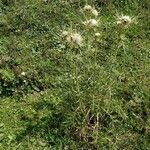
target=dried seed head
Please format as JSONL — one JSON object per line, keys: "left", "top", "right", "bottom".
{"left": 91, "top": 9, "right": 98, "bottom": 17}
{"left": 21, "top": 72, "right": 26, "bottom": 76}
{"left": 63, "top": 31, "right": 83, "bottom": 46}
{"left": 83, "top": 19, "right": 98, "bottom": 27}
{"left": 83, "top": 4, "right": 99, "bottom": 17}
{"left": 95, "top": 32, "right": 100, "bottom": 37}
{"left": 62, "top": 31, "right": 69, "bottom": 37}
{"left": 84, "top": 5, "right": 93, "bottom": 11}
{"left": 70, "top": 33, "right": 83, "bottom": 46}
{"left": 117, "top": 15, "right": 132, "bottom": 25}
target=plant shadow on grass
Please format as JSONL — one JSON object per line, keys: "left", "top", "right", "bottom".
{"left": 15, "top": 100, "right": 67, "bottom": 147}
{"left": 10, "top": 96, "right": 150, "bottom": 149}
{"left": 0, "top": 76, "right": 44, "bottom": 98}
{"left": 14, "top": 98, "right": 113, "bottom": 148}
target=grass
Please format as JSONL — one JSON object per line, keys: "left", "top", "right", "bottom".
{"left": 0, "top": 0, "right": 150, "bottom": 149}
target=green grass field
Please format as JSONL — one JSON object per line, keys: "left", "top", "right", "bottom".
{"left": 0, "top": 0, "right": 150, "bottom": 149}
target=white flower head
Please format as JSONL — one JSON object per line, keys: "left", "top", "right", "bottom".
{"left": 95, "top": 32, "right": 100, "bottom": 37}
{"left": 65, "top": 32, "right": 83, "bottom": 46}
{"left": 21, "top": 72, "right": 26, "bottom": 76}
{"left": 117, "top": 15, "right": 132, "bottom": 25}
{"left": 83, "top": 19, "right": 98, "bottom": 27}
{"left": 71, "top": 33, "right": 83, "bottom": 46}
{"left": 91, "top": 9, "right": 98, "bottom": 17}
{"left": 83, "top": 4, "right": 99, "bottom": 17}
{"left": 84, "top": 4, "right": 93, "bottom": 11}
{"left": 62, "top": 31, "right": 69, "bottom": 37}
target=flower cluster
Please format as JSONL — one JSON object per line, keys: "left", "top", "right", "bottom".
{"left": 62, "top": 4, "right": 101, "bottom": 47}
{"left": 62, "top": 4, "right": 133, "bottom": 47}
{"left": 83, "top": 4, "right": 98, "bottom": 17}
{"left": 83, "top": 4, "right": 99, "bottom": 28}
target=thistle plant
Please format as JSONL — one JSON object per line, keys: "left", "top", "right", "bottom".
{"left": 1, "top": 0, "right": 149, "bottom": 149}
{"left": 61, "top": 3, "right": 102, "bottom": 144}
{"left": 60, "top": 3, "right": 137, "bottom": 146}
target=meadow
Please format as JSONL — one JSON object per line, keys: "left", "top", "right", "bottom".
{"left": 0, "top": 0, "right": 150, "bottom": 149}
